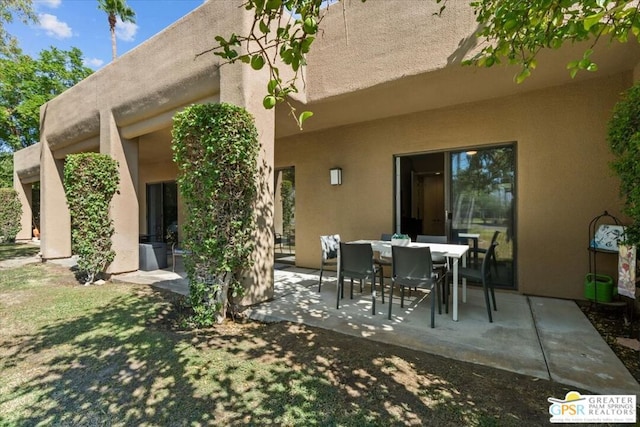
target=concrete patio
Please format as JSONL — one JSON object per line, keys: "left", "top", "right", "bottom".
{"left": 112, "top": 261, "right": 640, "bottom": 398}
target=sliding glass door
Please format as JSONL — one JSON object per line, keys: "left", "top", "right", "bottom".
{"left": 394, "top": 144, "right": 516, "bottom": 288}
{"left": 450, "top": 146, "right": 515, "bottom": 287}
{"left": 146, "top": 181, "right": 178, "bottom": 243}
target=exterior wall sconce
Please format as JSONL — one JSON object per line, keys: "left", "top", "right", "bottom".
{"left": 330, "top": 167, "right": 342, "bottom": 185}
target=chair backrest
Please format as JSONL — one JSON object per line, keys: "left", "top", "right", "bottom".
{"left": 339, "top": 242, "right": 374, "bottom": 276}
{"left": 416, "top": 234, "right": 447, "bottom": 244}
{"left": 320, "top": 234, "right": 341, "bottom": 261}
{"left": 481, "top": 242, "right": 499, "bottom": 277}
{"left": 380, "top": 233, "right": 393, "bottom": 241}
{"left": 489, "top": 230, "right": 500, "bottom": 245}
{"left": 392, "top": 245, "right": 434, "bottom": 280}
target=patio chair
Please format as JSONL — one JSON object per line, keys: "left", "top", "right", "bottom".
{"left": 337, "top": 242, "right": 381, "bottom": 315}
{"left": 446, "top": 242, "right": 498, "bottom": 322}
{"left": 171, "top": 241, "right": 189, "bottom": 272}
{"left": 374, "top": 233, "right": 394, "bottom": 291}
{"left": 415, "top": 235, "right": 449, "bottom": 270}
{"left": 319, "top": 234, "right": 340, "bottom": 292}
{"left": 475, "top": 230, "right": 500, "bottom": 270}
{"left": 388, "top": 245, "right": 442, "bottom": 328}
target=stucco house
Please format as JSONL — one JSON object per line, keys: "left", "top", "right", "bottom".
{"left": 12, "top": 0, "right": 640, "bottom": 306}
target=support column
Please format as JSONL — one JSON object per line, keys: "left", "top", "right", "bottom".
{"left": 13, "top": 178, "right": 32, "bottom": 242}
{"left": 220, "top": 61, "right": 276, "bottom": 305}
{"left": 100, "top": 110, "right": 139, "bottom": 274}
{"left": 40, "top": 137, "right": 71, "bottom": 259}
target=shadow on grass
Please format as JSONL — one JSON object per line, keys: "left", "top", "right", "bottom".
{"left": 0, "top": 280, "right": 576, "bottom": 426}
{"left": 0, "top": 242, "right": 39, "bottom": 261}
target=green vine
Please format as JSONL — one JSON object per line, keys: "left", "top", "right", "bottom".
{"left": 172, "top": 103, "right": 259, "bottom": 326}
{"left": 63, "top": 153, "right": 119, "bottom": 284}
{"left": 608, "top": 82, "right": 640, "bottom": 246}
{"left": 0, "top": 188, "right": 22, "bottom": 243}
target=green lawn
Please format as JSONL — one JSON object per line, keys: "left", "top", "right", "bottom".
{"left": 0, "top": 257, "right": 578, "bottom": 426}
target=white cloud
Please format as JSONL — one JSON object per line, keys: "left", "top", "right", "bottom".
{"left": 35, "top": 0, "right": 62, "bottom": 8}
{"left": 115, "top": 18, "right": 138, "bottom": 42}
{"left": 84, "top": 58, "right": 105, "bottom": 69}
{"left": 37, "top": 13, "right": 72, "bottom": 39}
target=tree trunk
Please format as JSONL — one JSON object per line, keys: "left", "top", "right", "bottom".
{"left": 111, "top": 28, "right": 117, "bottom": 61}
{"left": 215, "top": 273, "right": 231, "bottom": 324}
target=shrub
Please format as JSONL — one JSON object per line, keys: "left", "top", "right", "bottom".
{"left": 172, "top": 103, "right": 259, "bottom": 325}
{"left": 0, "top": 188, "right": 22, "bottom": 243}
{"left": 608, "top": 82, "right": 640, "bottom": 246}
{"left": 63, "top": 153, "right": 119, "bottom": 284}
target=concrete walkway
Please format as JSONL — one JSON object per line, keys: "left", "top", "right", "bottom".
{"left": 5, "top": 254, "right": 638, "bottom": 396}
{"left": 114, "top": 262, "right": 640, "bottom": 397}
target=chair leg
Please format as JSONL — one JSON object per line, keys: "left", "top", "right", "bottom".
{"left": 371, "top": 276, "right": 376, "bottom": 315}
{"left": 350, "top": 278, "right": 354, "bottom": 299}
{"left": 400, "top": 286, "right": 405, "bottom": 308}
{"left": 482, "top": 277, "right": 493, "bottom": 323}
{"left": 318, "top": 264, "right": 324, "bottom": 292}
{"left": 387, "top": 281, "right": 394, "bottom": 320}
{"left": 378, "top": 268, "right": 385, "bottom": 304}
{"left": 336, "top": 276, "right": 342, "bottom": 309}
{"left": 436, "top": 280, "right": 442, "bottom": 315}
{"left": 430, "top": 284, "right": 436, "bottom": 328}
{"left": 490, "top": 281, "right": 497, "bottom": 311}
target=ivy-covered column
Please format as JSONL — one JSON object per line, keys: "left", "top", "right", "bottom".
{"left": 100, "top": 110, "right": 139, "bottom": 274}
{"left": 220, "top": 61, "right": 276, "bottom": 305}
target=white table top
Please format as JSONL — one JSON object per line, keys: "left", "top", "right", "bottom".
{"left": 350, "top": 239, "right": 469, "bottom": 259}
{"left": 458, "top": 232, "right": 480, "bottom": 239}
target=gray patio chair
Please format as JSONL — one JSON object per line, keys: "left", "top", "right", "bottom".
{"left": 446, "top": 242, "right": 498, "bottom": 322}
{"left": 374, "top": 233, "right": 394, "bottom": 291}
{"left": 475, "top": 230, "right": 500, "bottom": 271}
{"left": 388, "top": 245, "right": 442, "bottom": 328}
{"left": 318, "top": 234, "right": 340, "bottom": 292}
{"left": 416, "top": 234, "right": 449, "bottom": 301}
{"left": 337, "top": 242, "right": 381, "bottom": 315}
{"left": 171, "top": 241, "right": 189, "bottom": 272}
{"left": 415, "top": 235, "right": 449, "bottom": 271}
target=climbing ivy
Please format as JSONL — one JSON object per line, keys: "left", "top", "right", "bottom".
{"left": 172, "top": 103, "right": 259, "bottom": 325}
{"left": 608, "top": 82, "right": 640, "bottom": 246}
{"left": 63, "top": 153, "right": 119, "bottom": 284}
{"left": 0, "top": 188, "right": 22, "bottom": 243}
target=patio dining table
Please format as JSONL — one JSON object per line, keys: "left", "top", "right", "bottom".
{"left": 348, "top": 239, "right": 470, "bottom": 321}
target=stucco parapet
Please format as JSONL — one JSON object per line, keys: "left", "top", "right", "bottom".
{"left": 303, "top": 0, "right": 480, "bottom": 102}
{"left": 39, "top": 0, "right": 252, "bottom": 148}
{"left": 13, "top": 143, "right": 41, "bottom": 181}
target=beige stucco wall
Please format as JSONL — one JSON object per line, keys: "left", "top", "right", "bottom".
{"left": 12, "top": 0, "right": 639, "bottom": 302}
{"left": 13, "top": 144, "right": 41, "bottom": 241}
{"left": 276, "top": 72, "right": 631, "bottom": 300}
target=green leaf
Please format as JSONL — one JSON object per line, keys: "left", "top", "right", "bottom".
{"left": 267, "top": 79, "right": 279, "bottom": 94}
{"left": 250, "top": 54, "right": 265, "bottom": 70}
{"left": 263, "top": 95, "right": 277, "bottom": 109}
{"left": 298, "top": 111, "right": 313, "bottom": 125}
{"left": 259, "top": 19, "right": 270, "bottom": 34}
{"left": 514, "top": 67, "right": 531, "bottom": 84}
{"left": 583, "top": 13, "right": 604, "bottom": 31}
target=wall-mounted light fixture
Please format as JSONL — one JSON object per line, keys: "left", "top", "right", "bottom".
{"left": 330, "top": 167, "right": 342, "bottom": 185}
{"left": 466, "top": 150, "right": 478, "bottom": 156}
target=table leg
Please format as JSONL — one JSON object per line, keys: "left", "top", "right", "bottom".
{"left": 462, "top": 253, "right": 467, "bottom": 303}
{"left": 452, "top": 258, "right": 459, "bottom": 321}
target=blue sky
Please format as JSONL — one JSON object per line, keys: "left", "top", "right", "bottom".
{"left": 7, "top": 0, "right": 207, "bottom": 69}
